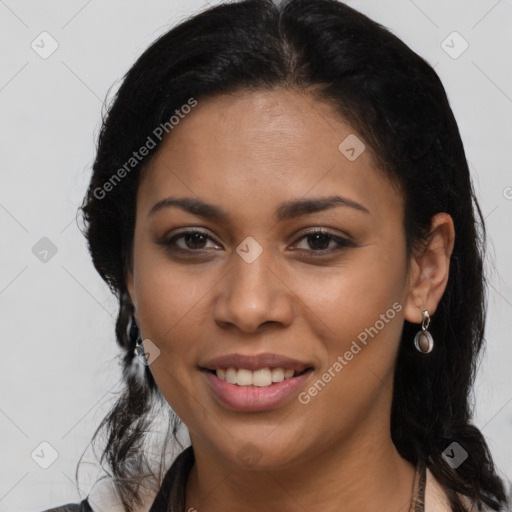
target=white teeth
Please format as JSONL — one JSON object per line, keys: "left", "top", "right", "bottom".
{"left": 236, "top": 368, "right": 253, "bottom": 386}
{"left": 253, "top": 368, "right": 272, "bottom": 387}
{"left": 284, "top": 369, "right": 294, "bottom": 379}
{"left": 271, "top": 368, "right": 284, "bottom": 383}
{"left": 225, "top": 367, "right": 237, "bottom": 384}
{"left": 215, "top": 367, "right": 304, "bottom": 387}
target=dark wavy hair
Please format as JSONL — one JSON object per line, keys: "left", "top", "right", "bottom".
{"left": 78, "top": 0, "right": 508, "bottom": 510}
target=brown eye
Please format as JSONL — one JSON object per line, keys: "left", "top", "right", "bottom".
{"left": 158, "top": 228, "right": 355, "bottom": 257}
{"left": 181, "top": 232, "right": 208, "bottom": 250}
{"left": 304, "top": 233, "right": 332, "bottom": 251}
{"left": 293, "top": 229, "right": 355, "bottom": 256}
{"left": 159, "top": 229, "right": 220, "bottom": 253}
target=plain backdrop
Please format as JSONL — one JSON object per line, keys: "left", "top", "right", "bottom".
{"left": 1, "top": 1, "right": 511, "bottom": 511}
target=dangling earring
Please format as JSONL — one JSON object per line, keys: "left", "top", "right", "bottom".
{"left": 414, "top": 310, "right": 434, "bottom": 354}
{"left": 133, "top": 323, "right": 148, "bottom": 362}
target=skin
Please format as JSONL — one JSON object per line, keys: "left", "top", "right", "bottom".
{"left": 126, "top": 88, "right": 455, "bottom": 512}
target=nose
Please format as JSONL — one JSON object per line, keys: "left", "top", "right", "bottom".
{"left": 213, "top": 246, "right": 294, "bottom": 333}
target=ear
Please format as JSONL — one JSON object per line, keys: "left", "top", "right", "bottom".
{"left": 403, "top": 212, "right": 455, "bottom": 324}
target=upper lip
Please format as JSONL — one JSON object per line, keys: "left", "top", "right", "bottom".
{"left": 200, "top": 353, "right": 313, "bottom": 372}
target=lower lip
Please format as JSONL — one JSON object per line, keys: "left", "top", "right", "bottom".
{"left": 202, "top": 369, "right": 313, "bottom": 412}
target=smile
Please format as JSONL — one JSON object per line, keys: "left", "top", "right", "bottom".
{"left": 199, "top": 352, "right": 315, "bottom": 412}
{"left": 212, "top": 367, "right": 311, "bottom": 387}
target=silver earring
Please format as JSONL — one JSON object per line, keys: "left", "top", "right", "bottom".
{"left": 414, "top": 310, "right": 434, "bottom": 354}
{"left": 132, "top": 314, "right": 144, "bottom": 358}
{"left": 134, "top": 330, "right": 146, "bottom": 360}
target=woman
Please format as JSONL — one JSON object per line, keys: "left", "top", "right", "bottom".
{"left": 43, "top": 0, "right": 511, "bottom": 510}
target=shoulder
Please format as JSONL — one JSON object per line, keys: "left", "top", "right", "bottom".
{"left": 40, "top": 498, "right": 93, "bottom": 512}
{"left": 496, "top": 478, "right": 512, "bottom": 512}
{"left": 425, "top": 468, "right": 512, "bottom": 512}
{"left": 424, "top": 467, "right": 451, "bottom": 512}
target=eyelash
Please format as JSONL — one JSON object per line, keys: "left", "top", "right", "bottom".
{"left": 159, "top": 228, "right": 355, "bottom": 257}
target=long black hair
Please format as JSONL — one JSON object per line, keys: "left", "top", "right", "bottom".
{"left": 79, "top": 1, "right": 508, "bottom": 510}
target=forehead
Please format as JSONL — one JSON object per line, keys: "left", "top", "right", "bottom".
{"left": 137, "top": 88, "right": 401, "bottom": 224}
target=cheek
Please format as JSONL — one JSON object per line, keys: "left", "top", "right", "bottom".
{"left": 131, "top": 239, "right": 206, "bottom": 358}
{"left": 131, "top": 251, "right": 211, "bottom": 422}
{"left": 307, "top": 246, "right": 406, "bottom": 342}
{"left": 300, "top": 242, "right": 407, "bottom": 414}
{"left": 135, "top": 269, "right": 207, "bottom": 353}
{"left": 293, "top": 265, "right": 405, "bottom": 438}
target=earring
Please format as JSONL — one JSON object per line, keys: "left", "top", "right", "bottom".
{"left": 134, "top": 330, "right": 147, "bottom": 360}
{"left": 131, "top": 314, "right": 144, "bottom": 358}
{"left": 414, "top": 310, "right": 434, "bottom": 354}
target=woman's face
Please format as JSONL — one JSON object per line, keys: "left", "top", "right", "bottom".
{"left": 127, "top": 88, "right": 418, "bottom": 470}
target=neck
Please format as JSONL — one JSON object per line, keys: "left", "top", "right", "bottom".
{"left": 185, "top": 424, "right": 416, "bottom": 512}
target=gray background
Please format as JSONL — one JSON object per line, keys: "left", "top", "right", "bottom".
{"left": 1, "top": 1, "right": 511, "bottom": 511}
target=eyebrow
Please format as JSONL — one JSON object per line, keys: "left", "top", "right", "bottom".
{"left": 148, "top": 194, "right": 370, "bottom": 222}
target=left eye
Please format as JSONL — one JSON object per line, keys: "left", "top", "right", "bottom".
{"left": 160, "top": 229, "right": 354, "bottom": 255}
{"left": 293, "top": 230, "right": 353, "bottom": 254}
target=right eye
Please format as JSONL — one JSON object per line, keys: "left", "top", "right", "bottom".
{"left": 158, "top": 229, "right": 222, "bottom": 253}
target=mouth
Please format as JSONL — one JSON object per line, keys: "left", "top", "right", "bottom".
{"left": 202, "top": 366, "right": 313, "bottom": 387}
{"left": 200, "top": 366, "right": 314, "bottom": 413}
{"left": 199, "top": 353, "right": 315, "bottom": 412}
